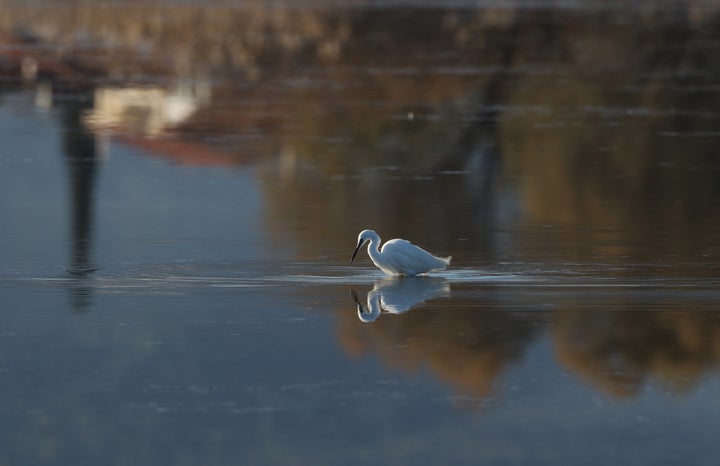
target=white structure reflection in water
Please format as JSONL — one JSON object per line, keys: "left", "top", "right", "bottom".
{"left": 83, "top": 79, "right": 212, "bottom": 137}
{"left": 351, "top": 277, "right": 451, "bottom": 323}
{"left": 350, "top": 229, "right": 451, "bottom": 277}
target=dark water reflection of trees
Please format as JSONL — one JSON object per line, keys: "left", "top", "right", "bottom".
{"left": 340, "top": 285, "right": 720, "bottom": 402}
{"left": 1, "top": 1, "right": 720, "bottom": 401}
{"left": 553, "top": 303, "right": 720, "bottom": 397}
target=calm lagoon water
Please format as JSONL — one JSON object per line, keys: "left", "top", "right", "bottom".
{"left": 1, "top": 2, "right": 720, "bottom": 464}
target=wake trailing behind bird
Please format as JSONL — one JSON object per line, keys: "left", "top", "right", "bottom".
{"left": 350, "top": 229, "right": 451, "bottom": 277}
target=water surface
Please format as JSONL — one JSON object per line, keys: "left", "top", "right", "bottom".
{"left": 1, "top": 1, "right": 720, "bottom": 464}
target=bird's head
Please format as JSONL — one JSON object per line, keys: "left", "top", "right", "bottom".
{"left": 350, "top": 229, "right": 376, "bottom": 263}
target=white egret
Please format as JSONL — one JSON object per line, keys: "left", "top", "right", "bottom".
{"left": 350, "top": 229, "right": 451, "bottom": 277}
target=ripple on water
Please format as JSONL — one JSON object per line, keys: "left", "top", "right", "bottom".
{"left": 4, "top": 263, "right": 719, "bottom": 295}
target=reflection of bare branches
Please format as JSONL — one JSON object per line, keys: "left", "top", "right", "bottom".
{"left": 436, "top": 8, "right": 519, "bottom": 176}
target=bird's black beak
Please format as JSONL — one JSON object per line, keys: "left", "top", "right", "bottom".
{"left": 350, "top": 289, "right": 361, "bottom": 305}
{"left": 350, "top": 289, "right": 366, "bottom": 314}
{"left": 350, "top": 240, "right": 363, "bottom": 263}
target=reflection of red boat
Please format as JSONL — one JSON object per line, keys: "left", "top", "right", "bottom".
{"left": 79, "top": 83, "right": 257, "bottom": 167}
{"left": 117, "top": 134, "right": 251, "bottom": 167}
{"left": 0, "top": 51, "right": 251, "bottom": 167}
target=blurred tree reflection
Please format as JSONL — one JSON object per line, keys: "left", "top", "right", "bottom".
{"left": 249, "top": 4, "right": 720, "bottom": 269}
{"left": 337, "top": 292, "right": 541, "bottom": 400}
{"left": 553, "top": 302, "right": 720, "bottom": 397}
{"left": 338, "top": 288, "right": 720, "bottom": 402}
{"left": 2, "top": 1, "right": 720, "bottom": 401}
{"left": 4, "top": 2, "right": 719, "bottom": 263}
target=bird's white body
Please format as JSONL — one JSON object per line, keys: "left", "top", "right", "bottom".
{"left": 350, "top": 229, "right": 451, "bottom": 277}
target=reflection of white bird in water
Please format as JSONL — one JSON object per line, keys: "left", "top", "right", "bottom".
{"left": 351, "top": 277, "right": 451, "bottom": 323}
{"left": 350, "top": 229, "right": 451, "bottom": 277}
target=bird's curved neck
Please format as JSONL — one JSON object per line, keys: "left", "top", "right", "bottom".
{"left": 358, "top": 291, "right": 382, "bottom": 322}
{"left": 366, "top": 235, "right": 381, "bottom": 259}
